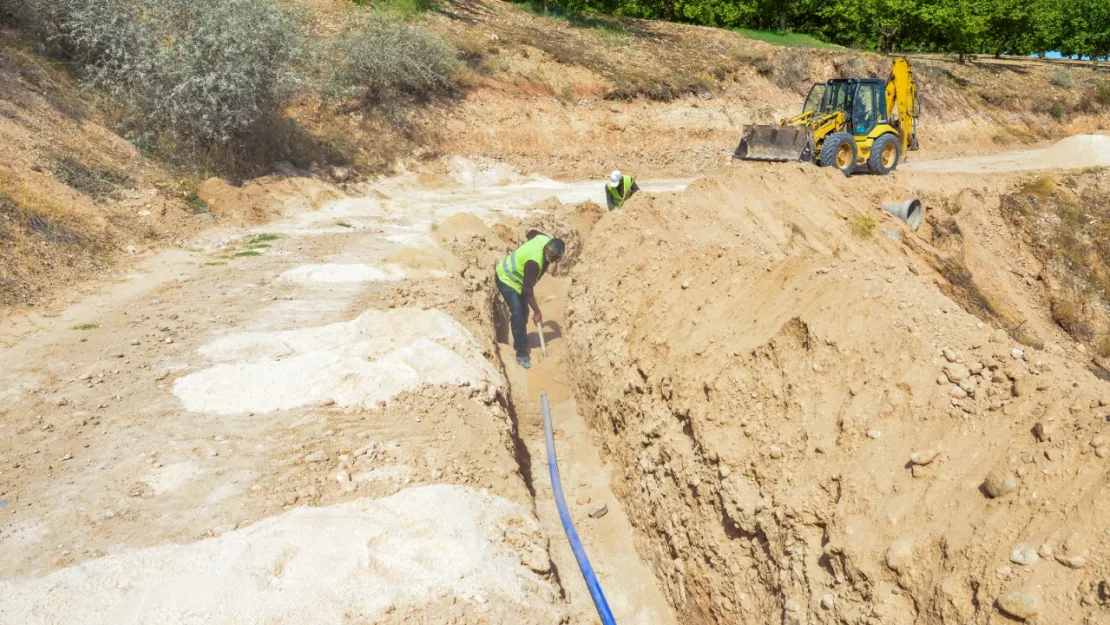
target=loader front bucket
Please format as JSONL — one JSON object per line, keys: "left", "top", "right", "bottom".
{"left": 733, "top": 125, "right": 815, "bottom": 163}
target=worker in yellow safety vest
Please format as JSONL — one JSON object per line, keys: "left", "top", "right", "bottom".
{"left": 494, "top": 230, "right": 565, "bottom": 369}
{"left": 605, "top": 170, "right": 639, "bottom": 211}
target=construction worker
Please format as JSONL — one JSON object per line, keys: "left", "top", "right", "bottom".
{"left": 495, "top": 230, "right": 566, "bottom": 369}
{"left": 605, "top": 170, "right": 639, "bottom": 211}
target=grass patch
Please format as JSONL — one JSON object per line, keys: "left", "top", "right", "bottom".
{"left": 247, "top": 233, "right": 281, "bottom": 244}
{"left": 247, "top": 243, "right": 272, "bottom": 250}
{"left": 185, "top": 192, "right": 209, "bottom": 213}
{"left": 71, "top": 323, "right": 99, "bottom": 330}
{"left": 233, "top": 250, "right": 262, "bottom": 257}
{"left": 733, "top": 28, "right": 837, "bottom": 49}
{"left": 1021, "top": 175, "right": 1056, "bottom": 198}
{"left": 849, "top": 212, "right": 876, "bottom": 237}
{"left": 1050, "top": 70, "right": 1074, "bottom": 88}
{"left": 204, "top": 261, "right": 228, "bottom": 266}
{"left": 335, "top": 221, "right": 354, "bottom": 228}
{"left": 992, "top": 134, "right": 1008, "bottom": 146}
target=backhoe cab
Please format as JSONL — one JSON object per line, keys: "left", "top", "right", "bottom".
{"left": 734, "top": 57, "right": 919, "bottom": 176}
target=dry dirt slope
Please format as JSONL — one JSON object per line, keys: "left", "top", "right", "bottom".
{"left": 565, "top": 159, "right": 1110, "bottom": 624}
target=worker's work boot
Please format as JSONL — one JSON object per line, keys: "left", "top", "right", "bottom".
{"left": 516, "top": 353, "right": 531, "bottom": 369}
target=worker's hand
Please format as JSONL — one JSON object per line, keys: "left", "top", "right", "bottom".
{"left": 532, "top": 310, "right": 543, "bottom": 325}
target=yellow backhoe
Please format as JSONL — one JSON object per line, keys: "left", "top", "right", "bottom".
{"left": 734, "top": 57, "right": 919, "bottom": 175}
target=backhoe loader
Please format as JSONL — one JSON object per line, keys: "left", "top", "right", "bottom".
{"left": 733, "top": 57, "right": 919, "bottom": 175}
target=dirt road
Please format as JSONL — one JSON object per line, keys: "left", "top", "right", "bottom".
{"left": 0, "top": 166, "right": 686, "bottom": 623}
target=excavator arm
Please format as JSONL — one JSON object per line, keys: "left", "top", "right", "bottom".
{"left": 886, "top": 57, "right": 919, "bottom": 155}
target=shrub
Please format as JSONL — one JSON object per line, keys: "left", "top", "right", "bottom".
{"left": 1048, "top": 102, "right": 1064, "bottom": 120}
{"left": 1096, "top": 81, "right": 1110, "bottom": 107}
{"left": 18, "top": 0, "right": 306, "bottom": 145}
{"left": 849, "top": 212, "right": 876, "bottom": 237}
{"left": 1050, "top": 69, "right": 1074, "bottom": 89}
{"left": 322, "top": 14, "right": 457, "bottom": 115}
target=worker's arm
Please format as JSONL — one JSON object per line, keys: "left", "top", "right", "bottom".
{"left": 629, "top": 180, "right": 640, "bottom": 195}
{"left": 606, "top": 187, "right": 616, "bottom": 211}
{"left": 522, "top": 260, "right": 542, "bottom": 323}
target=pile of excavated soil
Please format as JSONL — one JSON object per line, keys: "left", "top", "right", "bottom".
{"left": 565, "top": 162, "right": 1110, "bottom": 624}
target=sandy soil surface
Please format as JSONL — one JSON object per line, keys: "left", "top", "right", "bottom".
{"left": 3, "top": 136, "right": 1110, "bottom": 625}
{"left": 0, "top": 161, "right": 688, "bottom": 624}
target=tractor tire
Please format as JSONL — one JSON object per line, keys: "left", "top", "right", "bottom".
{"left": 819, "top": 132, "right": 858, "bottom": 176}
{"left": 868, "top": 133, "right": 901, "bottom": 175}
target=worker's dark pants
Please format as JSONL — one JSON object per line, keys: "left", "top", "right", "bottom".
{"left": 495, "top": 276, "right": 530, "bottom": 357}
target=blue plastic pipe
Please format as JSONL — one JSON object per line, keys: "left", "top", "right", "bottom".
{"left": 541, "top": 393, "right": 617, "bottom": 625}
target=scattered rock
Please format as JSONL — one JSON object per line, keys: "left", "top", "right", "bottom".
{"left": 997, "top": 591, "right": 1040, "bottom": 620}
{"left": 983, "top": 467, "right": 1018, "bottom": 498}
{"left": 820, "top": 594, "right": 835, "bottom": 610}
{"left": 329, "top": 166, "right": 351, "bottom": 183}
{"left": 910, "top": 449, "right": 941, "bottom": 466}
{"left": 950, "top": 386, "right": 968, "bottom": 399}
{"left": 943, "top": 363, "right": 970, "bottom": 382}
{"left": 335, "top": 469, "right": 351, "bottom": 484}
{"left": 866, "top": 429, "right": 882, "bottom": 439}
{"left": 968, "top": 361, "right": 984, "bottom": 375}
{"left": 1095, "top": 447, "right": 1109, "bottom": 459}
{"left": 1056, "top": 553, "right": 1087, "bottom": 569}
{"left": 1010, "top": 543, "right": 1039, "bottom": 566}
{"left": 165, "top": 337, "right": 174, "bottom": 344}
{"left": 576, "top": 494, "right": 591, "bottom": 506}
{"left": 130, "top": 339, "right": 140, "bottom": 346}
{"left": 304, "top": 450, "right": 329, "bottom": 463}
{"left": 783, "top": 600, "right": 800, "bottom": 613}
{"left": 1011, "top": 348, "right": 1024, "bottom": 359}
{"left": 110, "top": 352, "right": 124, "bottom": 358}
{"left": 769, "top": 445, "right": 783, "bottom": 459}
{"left": 1038, "top": 544, "right": 1054, "bottom": 558}
{"left": 1031, "top": 422, "right": 1053, "bottom": 442}
{"left": 1092, "top": 435, "right": 1107, "bottom": 448}
{"left": 942, "top": 348, "right": 958, "bottom": 362}
{"left": 521, "top": 547, "right": 551, "bottom": 574}
{"left": 589, "top": 504, "right": 609, "bottom": 519}
{"left": 885, "top": 538, "right": 913, "bottom": 573}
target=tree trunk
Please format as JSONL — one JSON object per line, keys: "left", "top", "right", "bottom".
{"left": 778, "top": 10, "right": 785, "bottom": 32}
{"left": 1094, "top": 55, "right": 1100, "bottom": 71}
{"left": 543, "top": 0, "right": 548, "bottom": 15}
{"left": 663, "top": 0, "right": 674, "bottom": 20}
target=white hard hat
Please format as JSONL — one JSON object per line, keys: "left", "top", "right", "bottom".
{"left": 609, "top": 170, "right": 621, "bottom": 185}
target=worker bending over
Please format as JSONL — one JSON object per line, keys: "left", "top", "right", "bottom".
{"left": 495, "top": 230, "right": 565, "bottom": 369}
{"left": 605, "top": 170, "right": 639, "bottom": 211}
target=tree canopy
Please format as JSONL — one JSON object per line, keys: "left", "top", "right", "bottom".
{"left": 545, "top": 0, "right": 1110, "bottom": 66}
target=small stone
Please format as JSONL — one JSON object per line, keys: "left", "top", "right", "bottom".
{"left": 943, "top": 363, "right": 970, "bottom": 382}
{"left": 1091, "top": 435, "right": 1107, "bottom": 447}
{"left": 1010, "top": 543, "right": 1039, "bottom": 566}
{"left": 165, "top": 337, "right": 174, "bottom": 344}
{"left": 1038, "top": 544, "right": 1053, "bottom": 558}
{"left": 997, "top": 591, "right": 1040, "bottom": 620}
{"left": 910, "top": 449, "right": 941, "bottom": 465}
{"left": 769, "top": 445, "right": 783, "bottom": 459}
{"left": 60, "top": 453, "right": 73, "bottom": 461}
{"left": 950, "top": 386, "right": 968, "bottom": 399}
{"left": 885, "top": 538, "right": 913, "bottom": 572}
{"left": 784, "top": 600, "right": 800, "bottom": 613}
{"left": 110, "top": 352, "right": 124, "bottom": 358}
{"left": 1056, "top": 554, "right": 1087, "bottom": 568}
{"left": 1011, "top": 348, "right": 1024, "bottom": 359}
{"left": 335, "top": 469, "right": 351, "bottom": 484}
{"left": 576, "top": 495, "right": 591, "bottom": 506}
{"left": 968, "top": 362, "right": 984, "bottom": 375}
{"left": 936, "top": 374, "right": 949, "bottom": 385}
{"left": 1031, "top": 422, "right": 1053, "bottom": 442}
{"left": 130, "top": 339, "right": 140, "bottom": 346}
{"left": 589, "top": 504, "right": 609, "bottom": 519}
{"left": 681, "top": 281, "right": 690, "bottom": 290}
{"left": 1094, "top": 447, "right": 1109, "bottom": 458}
{"left": 983, "top": 467, "right": 1018, "bottom": 498}
{"left": 959, "top": 378, "right": 977, "bottom": 394}
{"left": 304, "top": 450, "right": 329, "bottom": 463}
{"left": 866, "top": 429, "right": 882, "bottom": 439}
{"left": 820, "top": 594, "right": 835, "bottom": 610}
{"left": 942, "top": 348, "right": 957, "bottom": 362}
{"left": 78, "top": 373, "right": 91, "bottom": 381}
{"left": 521, "top": 547, "right": 551, "bottom": 574}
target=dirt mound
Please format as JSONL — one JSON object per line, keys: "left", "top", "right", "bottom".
{"left": 197, "top": 175, "right": 342, "bottom": 225}
{"left": 565, "top": 163, "right": 1110, "bottom": 624}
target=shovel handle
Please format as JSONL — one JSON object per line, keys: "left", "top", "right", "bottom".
{"left": 537, "top": 320, "right": 548, "bottom": 359}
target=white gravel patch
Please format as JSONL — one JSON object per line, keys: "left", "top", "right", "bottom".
{"left": 0, "top": 485, "right": 563, "bottom": 625}
{"left": 173, "top": 308, "right": 500, "bottom": 414}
